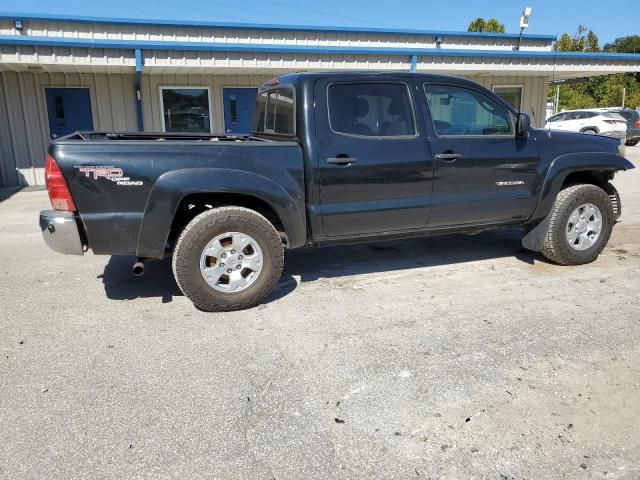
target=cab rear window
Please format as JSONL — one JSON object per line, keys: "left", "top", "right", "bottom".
{"left": 252, "top": 88, "right": 295, "bottom": 136}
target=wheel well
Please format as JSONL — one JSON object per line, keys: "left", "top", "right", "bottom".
{"left": 580, "top": 127, "right": 599, "bottom": 133}
{"left": 561, "top": 170, "right": 612, "bottom": 191}
{"left": 167, "top": 193, "right": 287, "bottom": 248}
{"left": 561, "top": 170, "right": 621, "bottom": 219}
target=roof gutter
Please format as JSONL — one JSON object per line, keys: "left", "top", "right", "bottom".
{"left": 1, "top": 35, "right": 640, "bottom": 62}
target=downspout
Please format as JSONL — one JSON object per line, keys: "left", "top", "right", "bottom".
{"left": 410, "top": 55, "right": 418, "bottom": 73}
{"left": 134, "top": 49, "right": 144, "bottom": 131}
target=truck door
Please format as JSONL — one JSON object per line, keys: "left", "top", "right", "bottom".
{"left": 421, "top": 82, "right": 540, "bottom": 227}
{"left": 314, "top": 79, "right": 433, "bottom": 237}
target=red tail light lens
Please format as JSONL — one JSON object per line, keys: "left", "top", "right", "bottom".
{"left": 635, "top": 120, "right": 640, "bottom": 128}
{"left": 45, "top": 154, "right": 76, "bottom": 211}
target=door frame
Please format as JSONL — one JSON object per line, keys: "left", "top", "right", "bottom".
{"left": 42, "top": 86, "right": 96, "bottom": 139}
{"left": 221, "top": 86, "right": 259, "bottom": 134}
{"left": 158, "top": 85, "right": 214, "bottom": 133}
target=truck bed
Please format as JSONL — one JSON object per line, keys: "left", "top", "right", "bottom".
{"left": 60, "top": 131, "right": 273, "bottom": 142}
{"left": 50, "top": 131, "right": 306, "bottom": 257}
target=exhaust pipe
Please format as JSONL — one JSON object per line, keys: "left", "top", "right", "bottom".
{"left": 132, "top": 258, "right": 145, "bottom": 276}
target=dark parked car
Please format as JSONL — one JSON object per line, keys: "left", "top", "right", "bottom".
{"left": 40, "top": 72, "right": 634, "bottom": 311}
{"left": 602, "top": 108, "right": 640, "bottom": 146}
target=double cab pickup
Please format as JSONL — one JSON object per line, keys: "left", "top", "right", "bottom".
{"left": 40, "top": 72, "right": 634, "bottom": 311}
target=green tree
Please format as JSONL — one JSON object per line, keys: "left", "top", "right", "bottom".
{"left": 467, "top": 17, "right": 505, "bottom": 33}
{"left": 556, "top": 25, "right": 600, "bottom": 52}
{"left": 585, "top": 30, "right": 600, "bottom": 52}
{"left": 485, "top": 19, "right": 506, "bottom": 34}
{"left": 548, "top": 26, "right": 640, "bottom": 110}
{"left": 604, "top": 35, "right": 640, "bottom": 54}
{"left": 556, "top": 33, "right": 574, "bottom": 52}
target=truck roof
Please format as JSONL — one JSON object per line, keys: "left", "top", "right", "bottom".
{"left": 264, "top": 71, "right": 483, "bottom": 90}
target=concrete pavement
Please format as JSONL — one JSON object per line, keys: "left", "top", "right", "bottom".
{"left": 1, "top": 147, "right": 639, "bottom": 479}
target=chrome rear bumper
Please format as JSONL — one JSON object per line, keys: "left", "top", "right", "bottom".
{"left": 39, "top": 210, "right": 84, "bottom": 255}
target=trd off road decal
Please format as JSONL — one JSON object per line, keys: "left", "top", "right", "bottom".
{"left": 76, "top": 166, "right": 143, "bottom": 186}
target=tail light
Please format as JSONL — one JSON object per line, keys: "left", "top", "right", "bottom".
{"left": 45, "top": 154, "right": 76, "bottom": 211}
{"left": 635, "top": 120, "right": 640, "bottom": 128}
{"left": 604, "top": 120, "right": 625, "bottom": 125}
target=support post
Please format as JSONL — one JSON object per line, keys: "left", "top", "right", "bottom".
{"left": 410, "top": 55, "right": 417, "bottom": 73}
{"left": 134, "top": 49, "right": 144, "bottom": 131}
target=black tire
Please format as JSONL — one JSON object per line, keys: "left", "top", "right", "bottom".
{"left": 172, "top": 207, "right": 284, "bottom": 312}
{"left": 626, "top": 139, "right": 639, "bottom": 147}
{"left": 541, "top": 184, "right": 614, "bottom": 266}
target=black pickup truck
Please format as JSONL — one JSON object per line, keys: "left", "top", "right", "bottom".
{"left": 40, "top": 72, "right": 634, "bottom": 311}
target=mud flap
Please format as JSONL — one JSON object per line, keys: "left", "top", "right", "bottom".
{"left": 521, "top": 213, "right": 552, "bottom": 253}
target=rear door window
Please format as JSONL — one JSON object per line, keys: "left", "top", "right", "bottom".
{"left": 328, "top": 83, "right": 416, "bottom": 137}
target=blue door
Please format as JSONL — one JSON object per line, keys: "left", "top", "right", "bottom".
{"left": 223, "top": 88, "right": 258, "bottom": 134}
{"left": 45, "top": 88, "right": 94, "bottom": 139}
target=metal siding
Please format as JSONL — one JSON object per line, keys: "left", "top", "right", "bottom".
{"left": 1, "top": 19, "right": 553, "bottom": 51}
{"left": 0, "top": 70, "right": 552, "bottom": 186}
{"left": 2, "top": 72, "right": 32, "bottom": 185}
{"left": 0, "top": 71, "right": 138, "bottom": 186}
{"left": 0, "top": 72, "right": 19, "bottom": 186}
{"left": 19, "top": 73, "right": 47, "bottom": 184}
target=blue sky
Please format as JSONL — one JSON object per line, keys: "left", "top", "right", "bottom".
{"left": 0, "top": 0, "right": 636, "bottom": 44}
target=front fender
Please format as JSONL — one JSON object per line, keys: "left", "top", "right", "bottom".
{"left": 530, "top": 152, "right": 634, "bottom": 222}
{"left": 136, "top": 168, "right": 306, "bottom": 258}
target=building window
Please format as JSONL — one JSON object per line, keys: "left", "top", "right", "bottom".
{"left": 493, "top": 86, "right": 523, "bottom": 112}
{"left": 160, "top": 87, "right": 212, "bottom": 133}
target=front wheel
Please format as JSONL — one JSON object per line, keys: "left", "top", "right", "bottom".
{"left": 172, "top": 207, "right": 284, "bottom": 311}
{"left": 626, "top": 139, "right": 639, "bottom": 147}
{"left": 540, "top": 184, "right": 614, "bottom": 265}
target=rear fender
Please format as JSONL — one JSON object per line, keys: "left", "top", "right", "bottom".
{"left": 136, "top": 168, "right": 306, "bottom": 258}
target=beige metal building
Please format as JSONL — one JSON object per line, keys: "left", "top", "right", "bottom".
{"left": 1, "top": 13, "right": 639, "bottom": 186}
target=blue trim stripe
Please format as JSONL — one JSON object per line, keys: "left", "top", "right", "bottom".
{"left": 1, "top": 35, "right": 640, "bottom": 61}
{"left": 0, "top": 12, "right": 558, "bottom": 42}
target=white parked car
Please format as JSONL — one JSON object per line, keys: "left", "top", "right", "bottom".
{"left": 545, "top": 109, "right": 627, "bottom": 142}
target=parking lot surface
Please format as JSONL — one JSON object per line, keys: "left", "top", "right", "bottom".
{"left": 1, "top": 147, "right": 639, "bottom": 479}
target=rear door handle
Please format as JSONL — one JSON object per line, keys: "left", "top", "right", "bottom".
{"left": 435, "top": 153, "right": 462, "bottom": 162}
{"left": 327, "top": 157, "right": 357, "bottom": 166}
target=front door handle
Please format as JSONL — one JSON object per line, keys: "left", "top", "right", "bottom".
{"left": 435, "top": 153, "right": 462, "bottom": 162}
{"left": 327, "top": 157, "right": 357, "bottom": 166}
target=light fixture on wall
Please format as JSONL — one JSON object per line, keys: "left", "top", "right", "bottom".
{"left": 515, "top": 7, "right": 532, "bottom": 51}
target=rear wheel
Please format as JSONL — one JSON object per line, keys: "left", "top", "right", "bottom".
{"left": 626, "top": 139, "right": 639, "bottom": 147}
{"left": 541, "top": 184, "right": 614, "bottom": 265}
{"left": 172, "top": 207, "right": 284, "bottom": 311}
{"left": 582, "top": 129, "right": 598, "bottom": 135}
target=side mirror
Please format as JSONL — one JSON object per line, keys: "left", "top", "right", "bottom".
{"left": 516, "top": 113, "right": 531, "bottom": 137}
